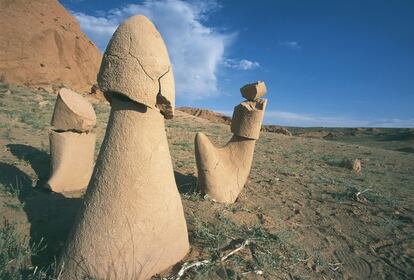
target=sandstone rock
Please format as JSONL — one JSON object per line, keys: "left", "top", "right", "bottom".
{"left": 98, "top": 15, "right": 175, "bottom": 118}
{"left": 46, "top": 131, "right": 95, "bottom": 194}
{"left": 51, "top": 88, "right": 96, "bottom": 132}
{"left": 231, "top": 99, "right": 267, "bottom": 140}
{"left": 352, "top": 159, "right": 362, "bottom": 174}
{"left": 195, "top": 133, "right": 256, "bottom": 204}
{"left": 342, "top": 158, "right": 362, "bottom": 174}
{"left": 240, "top": 81, "right": 267, "bottom": 101}
{"left": 195, "top": 85, "right": 267, "bottom": 204}
{"left": 59, "top": 15, "right": 189, "bottom": 280}
{"left": 0, "top": 0, "right": 102, "bottom": 93}
{"left": 47, "top": 88, "right": 96, "bottom": 195}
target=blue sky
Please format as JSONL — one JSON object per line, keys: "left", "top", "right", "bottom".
{"left": 60, "top": 0, "right": 414, "bottom": 127}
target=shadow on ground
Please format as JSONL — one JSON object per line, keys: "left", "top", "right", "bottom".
{"left": 0, "top": 145, "right": 81, "bottom": 268}
{"left": 174, "top": 171, "right": 197, "bottom": 194}
{"left": 7, "top": 144, "right": 50, "bottom": 187}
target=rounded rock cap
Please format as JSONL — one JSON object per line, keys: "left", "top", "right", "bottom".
{"left": 51, "top": 88, "right": 97, "bottom": 131}
{"left": 240, "top": 81, "right": 267, "bottom": 101}
{"left": 98, "top": 15, "right": 175, "bottom": 119}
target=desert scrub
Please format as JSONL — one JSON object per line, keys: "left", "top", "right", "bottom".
{"left": 185, "top": 213, "right": 305, "bottom": 278}
{"left": 0, "top": 220, "right": 50, "bottom": 280}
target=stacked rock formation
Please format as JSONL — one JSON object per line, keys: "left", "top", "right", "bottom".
{"left": 58, "top": 15, "right": 189, "bottom": 280}
{"left": 195, "top": 81, "right": 267, "bottom": 204}
{"left": 47, "top": 88, "right": 96, "bottom": 195}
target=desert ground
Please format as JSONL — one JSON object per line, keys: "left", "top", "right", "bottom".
{"left": 0, "top": 82, "right": 413, "bottom": 279}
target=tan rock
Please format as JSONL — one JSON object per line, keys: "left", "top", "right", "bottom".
{"left": 231, "top": 99, "right": 267, "bottom": 140}
{"left": 51, "top": 88, "right": 96, "bottom": 131}
{"left": 98, "top": 15, "right": 175, "bottom": 118}
{"left": 240, "top": 81, "right": 267, "bottom": 101}
{"left": 352, "top": 159, "right": 362, "bottom": 174}
{"left": 59, "top": 15, "right": 189, "bottom": 280}
{"left": 46, "top": 131, "right": 95, "bottom": 194}
{"left": 195, "top": 133, "right": 256, "bottom": 204}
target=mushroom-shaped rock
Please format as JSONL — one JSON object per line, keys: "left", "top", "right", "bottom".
{"left": 195, "top": 133, "right": 257, "bottom": 204}
{"left": 51, "top": 88, "right": 96, "bottom": 131}
{"left": 240, "top": 81, "right": 267, "bottom": 101}
{"left": 231, "top": 99, "right": 267, "bottom": 140}
{"left": 59, "top": 15, "right": 189, "bottom": 280}
{"left": 47, "top": 131, "right": 95, "bottom": 194}
{"left": 47, "top": 88, "right": 96, "bottom": 195}
{"left": 98, "top": 15, "right": 175, "bottom": 118}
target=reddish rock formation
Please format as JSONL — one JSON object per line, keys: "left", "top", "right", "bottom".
{"left": 0, "top": 0, "right": 102, "bottom": 93}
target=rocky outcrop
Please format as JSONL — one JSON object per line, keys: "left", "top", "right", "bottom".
{"left": 177, "top": 107, "right": 232, "bottom": 125}
{"left": 0, "top": 0, "right": 102, "bottom": 93}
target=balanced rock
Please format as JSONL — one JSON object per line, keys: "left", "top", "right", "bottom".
{"left": 51, "top": 88, "right": 96, "bottom": 131}
{"left": 47, "top": 88, "right": 96, "bottom": 195}
{"left": 240, "top": 81, "right": 267, "bottom": 101}
{"left": 231, "top": 99, "right": 267, "bottom": 140}
{"left": 59, "top": 15, "right": 189, "bottom": 280}
{"left": 195, "top": 83, "right": 267, "bottom": 204}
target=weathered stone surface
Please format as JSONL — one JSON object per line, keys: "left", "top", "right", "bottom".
{"left": 195, "top": 133, "right": 256, "bottom": 204}
{"left": 98, "top": 15, "right": 175, "bottom": 118}
{"left": 240, "top": 81, "right": 267, "bottom": 101}
{"left": 51, "top": 88, "right": 96, "bottom": 131}
{"left": 231, "top": 99, "right": 267, "bottom": 140}
{"left": 0, "top": 0, "right": 102, "bottom": 93}
{"left": 46, "top": 131, "right": 95, "bottom": 194}
{"left": 59, "top": 15, "right": 189, "bottom": 280}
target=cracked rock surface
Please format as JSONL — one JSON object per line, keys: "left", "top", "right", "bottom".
{"left": 47, "top": 88, "right": 96, "bottom": 195}
{"left": 59, "top": 15, "right": 189, "bottom": 280}
{"left": 98, "top": 15, "right": 175, "bottom": 118}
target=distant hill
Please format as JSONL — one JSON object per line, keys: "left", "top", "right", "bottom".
{"left": 0, "top": 0, "right": 102, "bottom": 93}
{"left": 177, "top": 107, "right": 232, "bottom": 125}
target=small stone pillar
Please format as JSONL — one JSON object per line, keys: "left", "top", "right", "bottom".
{"left": 195, "top": 81, "right": 267, "bottom": 204}
{"left": 47, "top": 88, "right": 96, "bottom": 195}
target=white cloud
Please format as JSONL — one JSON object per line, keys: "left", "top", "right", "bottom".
{"left": 222, "top": 58, "right": 260, "bottom": 70}
{"left": 279, "top": 41, "right": 301, "bottom": 50}
{"left": 72, "top": 0, "right": 259, "bottom": 99}
{"left": 218, "top": 110, "right": 414, "bottom": 127}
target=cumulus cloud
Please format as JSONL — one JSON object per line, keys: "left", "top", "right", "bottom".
{"left": 71, "top": 0, "right": 259, "bottom": 99}
{"left": 279, "top": 41, "right": 301, "bottom": 50}
{"left": 222, "top": 58, "right": 260, "bottom": 70}
{"left": 218, "top": 110, "right": 414, "bottom": 127}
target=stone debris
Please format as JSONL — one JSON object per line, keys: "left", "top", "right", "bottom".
{"left": 46, "top": 88, "right": 96, "bottom": 194}
{"left": 240, "top": 81, "right": 267, "bottom": 101}
{"left": 195, "top": 81, "right": 268, "bottom": 204}
{"left": 59, "top": 15, "right": 189, "bottom": 280}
